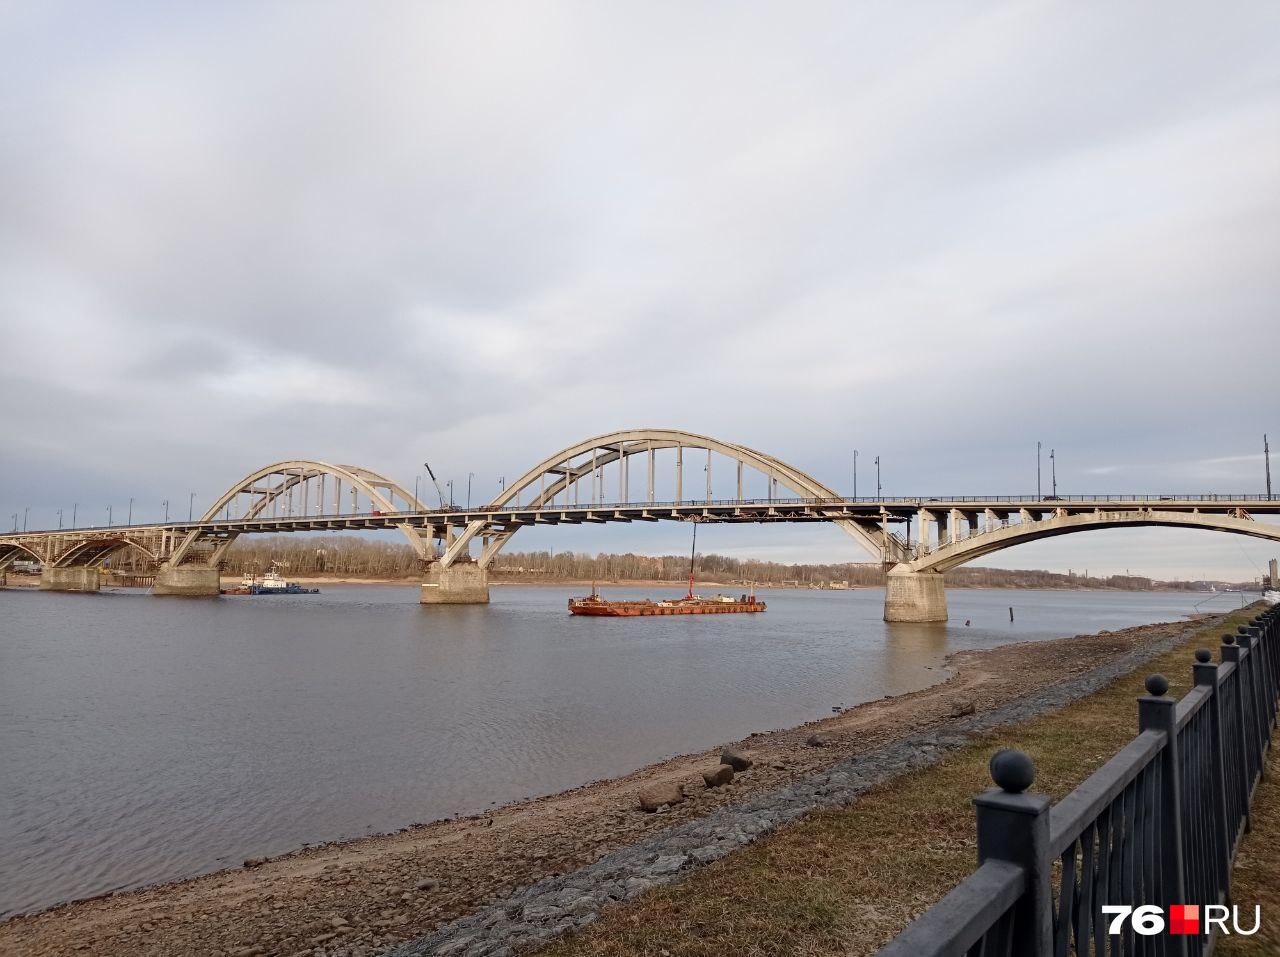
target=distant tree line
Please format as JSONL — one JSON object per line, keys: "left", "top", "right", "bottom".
{"left": 126, "top": 536, "right": 1227, "bottom": 591}
{"left": 218, "top": 537, "right": 422, "bottom": 577}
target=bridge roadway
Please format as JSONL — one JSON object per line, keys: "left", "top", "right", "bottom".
{"left": 3, "top": 428, "right": 1278, "bottom": 621}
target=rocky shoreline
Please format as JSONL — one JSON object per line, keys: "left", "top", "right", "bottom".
{"left": 0, "top": 614, "right": 1217, "bottom": 957}
{"left": 388, "top": 617, "right": 1211, "bottom": 957}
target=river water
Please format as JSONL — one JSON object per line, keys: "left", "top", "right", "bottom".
{"left": 0, "top": 583, "right": 1233, "bottom": 919}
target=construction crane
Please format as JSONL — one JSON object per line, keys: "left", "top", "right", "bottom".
{"left": 424, "top": 461, "right": 448, "bottom": 509}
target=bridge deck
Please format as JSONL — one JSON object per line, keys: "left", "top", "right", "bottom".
{"left": 4, "top": 495, "right": 1278, "bottom": 539}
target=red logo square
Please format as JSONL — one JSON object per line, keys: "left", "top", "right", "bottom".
{"left": 1170, "top": 904, "right": 1200, "bottom": 935}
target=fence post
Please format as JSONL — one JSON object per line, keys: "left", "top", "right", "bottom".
{"left": 973, "top": 749, "right": 1051, "bottom": 955}
{"left": 1265, "top": 613, "right": 1280, "bottom": 718}
{"left": 1221, "top": 634, "right": 1252, "bottom": 836}
{"left": 1246, "top": 619, "right": 1275, "bottom": 734}
{"left": 1237, "top": 628, "right": 1265, "bottom": 782}
{"left": 1194, "top": 649, "right": 1231, "bottom": 904}
{"left": 1137, "top": 674, "right": 1188, "bottom": 957}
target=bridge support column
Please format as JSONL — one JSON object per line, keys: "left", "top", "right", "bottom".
{"left": 884, "top": 566, "right": 947, "bottom": 623}
{"left": 420, "top": 562, "right": 489, "bottom": 604}
{"left": 39, "top": 566, "right": 101, "bottom": 593}
{"left": 153, "top": 565, "right": 221, "bottom": 596}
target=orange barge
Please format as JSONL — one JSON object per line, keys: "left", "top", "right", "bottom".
{"left": 572, "top": 523, "right": 766, "bottom": 616}
{"left": 568, "top": 589, "right": 766, "bottom": 617}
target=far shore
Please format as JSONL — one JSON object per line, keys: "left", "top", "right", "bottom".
{"left": 216, "top": 572, "right": 1220, "bottom": 594}
{"left": 0, "top": 569, "right": 1232, "bottom": 595}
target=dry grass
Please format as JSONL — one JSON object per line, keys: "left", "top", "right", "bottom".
{"left": 544, "top": 608, "right": 1263, "bottom": 957}
{"left": 1218, "top": 726, "right": 1280, "bottom": 955}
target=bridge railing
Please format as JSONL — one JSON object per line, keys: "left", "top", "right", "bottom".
{"left": 4, "top": 493, "right": 1276, "bottom": 537}
{"left": 193, "top": 491, "right": 1280, "bottom": 521}
{"left": 878, "top": 604, "right": 1279, "bottom": 957}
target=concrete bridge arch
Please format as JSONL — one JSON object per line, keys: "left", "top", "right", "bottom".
{"left": 436, "top": 428, "right": 903, "bottom": 571}
{"left": 885, "top": 509, "right": 1280, "bottom": 622}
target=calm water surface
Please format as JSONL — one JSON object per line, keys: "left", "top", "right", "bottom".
{"left": 0, "top": 584, "right": 1229, "bottom": 918}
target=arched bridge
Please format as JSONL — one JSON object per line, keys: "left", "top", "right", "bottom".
{"left": 3, "top": 427, "right": 1277, "bottom": 620}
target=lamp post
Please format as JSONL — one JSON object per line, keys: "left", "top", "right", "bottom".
{"left": 1266, "top": 434, "right": 1272, "bottom": 500}
{"left": 875, "top": 456, "right": 882, "bottom": 501}
{"left": 467, "top": 472, "right": 474, "bottom": 509}
{"left": 128, "top": 497, "right": 133, "bottom": 526}
{"left": 447, "top": 480, "right": 454, "bottom": 507}
{"left": 107, "top": 505, "right": 113, "bottom": 527}
{"left": 853, "top": 449, "right": 858, "bottom": 499}
{"left": 23, "top": 506, "right": 29, "bottom": 532}
{"left": 1036, "top": 441, "right": 1042, "bottom": 499}
{"left": 58, "top": 508, "right": 63, "bottom": 529}
{"left": 10, "top": 514, "right": 15, "bottom": 532}
{"left": 72, "top": 503, "right": 77, "bottom": 528}
{"left": 163, "top": 499, "right": 169, "bottom": 521}
{"left": 188, "top": 492, "right": 195, "bottom": 521}
{"left": 1050, "top": 449, "right": 1057, "bottom": 498}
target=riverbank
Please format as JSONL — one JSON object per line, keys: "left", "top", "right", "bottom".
{"left": 214, "top": 573, "right": 1232, "bottom": 593}
{"left": 0, "top": 611, "right": 1230, "bottom": 957}
{"left": 217, "top": 575, "right": 743, "bottom": 589}
{"left": 534, "top": 604, "right": 1263, "bottom": 957}
{"left": 0, "top": 571, "right": 1231, "bottom": 594}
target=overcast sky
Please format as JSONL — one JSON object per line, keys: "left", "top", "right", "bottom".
{"left": 1, "top": 1, "right": 1277, "bottom": 579}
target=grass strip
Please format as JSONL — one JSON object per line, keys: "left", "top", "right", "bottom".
{"left": 1218, "top": 705, "right": 1280, "bottom": 955}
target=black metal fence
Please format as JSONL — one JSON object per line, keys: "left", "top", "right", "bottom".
{"left": 879, "top": 603, "right": 1280, "bottom": 957}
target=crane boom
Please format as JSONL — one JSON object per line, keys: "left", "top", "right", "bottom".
{"left": 424, "top": 461, "right": 447, "bottom": 509}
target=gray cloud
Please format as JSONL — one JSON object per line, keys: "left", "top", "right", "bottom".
{"left": 1, "top": 1, "right": 1278, "bottom": 578}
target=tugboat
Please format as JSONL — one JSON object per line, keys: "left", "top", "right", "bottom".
{"left": 223, "top": 562, "right": 320, "bottom": 596}
{"left": 568, "top": 524, "right": 766, "bottom": 617}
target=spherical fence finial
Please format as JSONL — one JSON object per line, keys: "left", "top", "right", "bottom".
{"left": 1222, "top": 633, "right": 1236, "bottom": 645}
{"left": 1145, "top": 674, "right": 1170, "bottom": 697}
{"left": 1195, "top": 648, "right": 1212, "bottom": 663}
{"left": 990, "top": 749, "right": 1035, "bottom": 794}
{"left": 1238, "top": 625, "right": 1250, "bottom": 635}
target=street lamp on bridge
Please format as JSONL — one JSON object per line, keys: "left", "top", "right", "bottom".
{"left": 128, "top": 497, "right": 133, "bottom": 526}
{"left": 107, "top": 505, "right": 112, "bottom": 527}
{"left": 24, "top": 506, "right": 29, "bottom": 532}
{"left": 57, "top": 508, "right": 63, "bottom": 529}
{"left": 72, "top": 503, "right": 77, "bottom": 528}
{"left": 467, "top": 472, "right": 474, "bottom": 509}
{"left": 188, "top": 492, "right": 195, "bottom": 522}
{"left": 163, "top": 499, "right": 169, "bottom": 522}
{"left": 1050, "top": 449, "right": 1057, "bottom": 498}
{"left": 853, "top": 449, "right": 858, "bottom": 499}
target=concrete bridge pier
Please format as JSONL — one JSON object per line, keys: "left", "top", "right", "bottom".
{"left": 420, "top": 562, "right": 490, "bottom": 604}
{"left": 39, "top": 566, "right": 101, "bottom": 593}
{"left": 153, "top": 565, "right": 221, "bottom": 596}
{"left": 883, "top": 566, "right": 947, "bottom": 623}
